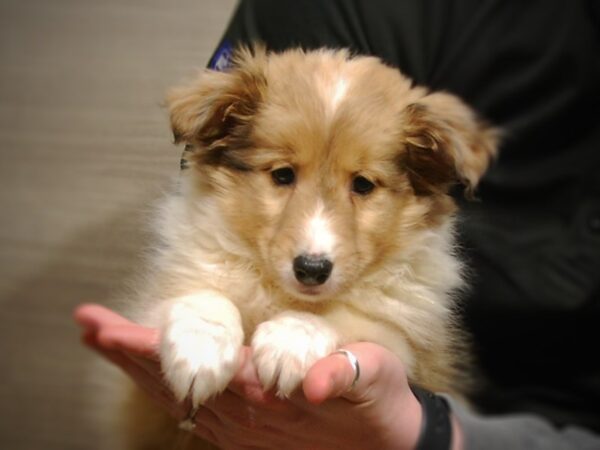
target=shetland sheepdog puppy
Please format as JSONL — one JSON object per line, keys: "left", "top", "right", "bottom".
{"left": 122, "top": 46, "right": 497, "bottom": 449}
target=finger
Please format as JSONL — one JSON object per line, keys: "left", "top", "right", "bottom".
{"left": 227, "top": 347, "right": 293, "bottom": 414}
{"left": 81, "top": 322, "right": 162, "bottom": 381}
{"left": 84, "top": 333, "right": 180, "bottom": 417}
{"left": 228, "top": 346, "right": 258, "bottom": 387}
{"left": 73, "top": 303, "right": 133, "bottom": 330}
{"left": 83, "top": 332, "right": 165, "bottom": 398}
{"left": 76, "top": 304, "right": 161, "bottom": 364}
{"left": 303, "top": 342, "right": 398, "bottom": 404}
{"left": 95, "top": 324, "right": 160, "bottom": 360}
{"left": 226, "top": 347, "right": 286, "bottom": 409}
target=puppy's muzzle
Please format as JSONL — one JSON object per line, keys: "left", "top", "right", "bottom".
{"left": 293, "top": 254, "right": 333, "bottom": 286}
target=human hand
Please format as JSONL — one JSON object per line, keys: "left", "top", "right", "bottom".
{"left": 74, "top": 303, "right": 462, "bottom": 450}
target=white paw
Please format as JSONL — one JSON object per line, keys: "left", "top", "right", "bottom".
{"left": 159, "top": 297, "right": 243, "bottom": 406}
{"left": 251, "top": 313, "right": 338, "bottom": 397}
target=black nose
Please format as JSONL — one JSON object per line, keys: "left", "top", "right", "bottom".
{"left": 293, "top": 254, "right": 333, "bottom": 286}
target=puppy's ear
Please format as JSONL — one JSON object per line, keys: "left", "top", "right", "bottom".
{"left": 400, "top": 92, "right": 499, "bottom": 196}
{"left": 166, "top": 46, "right": 268, "bottom": 168}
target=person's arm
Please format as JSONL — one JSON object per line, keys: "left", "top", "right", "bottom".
{"left": 447, "top": 397, "right": 600, "bottom": 450}
{"left": 74, "top": 304, "right": 600, "bottom": 450}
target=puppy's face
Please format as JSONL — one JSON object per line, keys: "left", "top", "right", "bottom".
{"left": 168, "top": 48, "right": 497, "bottom": 300}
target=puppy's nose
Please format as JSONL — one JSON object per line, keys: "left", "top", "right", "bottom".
{"left": 293, "top": 254, "right": 333, "bottom": 286}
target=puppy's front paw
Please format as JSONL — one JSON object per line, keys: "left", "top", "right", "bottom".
{"left": 160, "top": 300, "right": 243, "bottom": 406}
{"left": 251, "top": 313, "right": 338, "bottom": 397}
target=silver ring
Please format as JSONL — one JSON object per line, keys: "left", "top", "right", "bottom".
{"left": 332, "top": 349, "right": 360, "bottom": 391}
{"left": 178, "top": 405, "right": 199, "bottom": 432}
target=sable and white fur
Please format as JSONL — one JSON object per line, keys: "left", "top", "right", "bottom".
{"left": 123, "top": 47, "right": 497, "bottom": 448}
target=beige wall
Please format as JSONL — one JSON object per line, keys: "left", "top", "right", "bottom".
{"left": 0, "top": 1, "right": 237, "bottom": 448}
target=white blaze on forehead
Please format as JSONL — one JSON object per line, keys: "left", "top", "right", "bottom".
{"left": 316, "top": 73, "right": 349, "bottom": 117}
{"left": 331, "top": 78, "right": 348, "bottom": 112}
{"left": 303, "top": 202, "right": 336, "bottom": 255}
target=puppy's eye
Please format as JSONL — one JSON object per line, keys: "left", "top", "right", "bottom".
{"left": 352, "top": 175, "right": 375, "bottom": 195}
{"left": 271, "top": 167, "right": 295, "bottom": 186}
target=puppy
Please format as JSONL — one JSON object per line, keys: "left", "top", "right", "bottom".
{"left": 122, "top": 46, "right": 497, "bottom": 449}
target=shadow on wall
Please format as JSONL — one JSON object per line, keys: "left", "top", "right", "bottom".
{"left": 0, "top": 202, "right": 159, "bottom": 450}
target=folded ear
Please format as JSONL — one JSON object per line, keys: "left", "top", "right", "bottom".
{"left": 400, "top": 92, "right": 499, "bottom": 196}
{"left": 166, "top": 46, "right": 267, "bottom": 169}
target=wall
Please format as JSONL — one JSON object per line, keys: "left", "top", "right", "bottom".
{"left": 0, "top": 1, "right": 236, "bottom": 448}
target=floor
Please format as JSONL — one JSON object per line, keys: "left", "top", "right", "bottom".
{"left": 0, "top": 1, "right": 236, "bottom": 448}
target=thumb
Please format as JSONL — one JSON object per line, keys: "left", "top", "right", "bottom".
{"left": 302, "top": 342, "right": 408, "bottom": 404}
